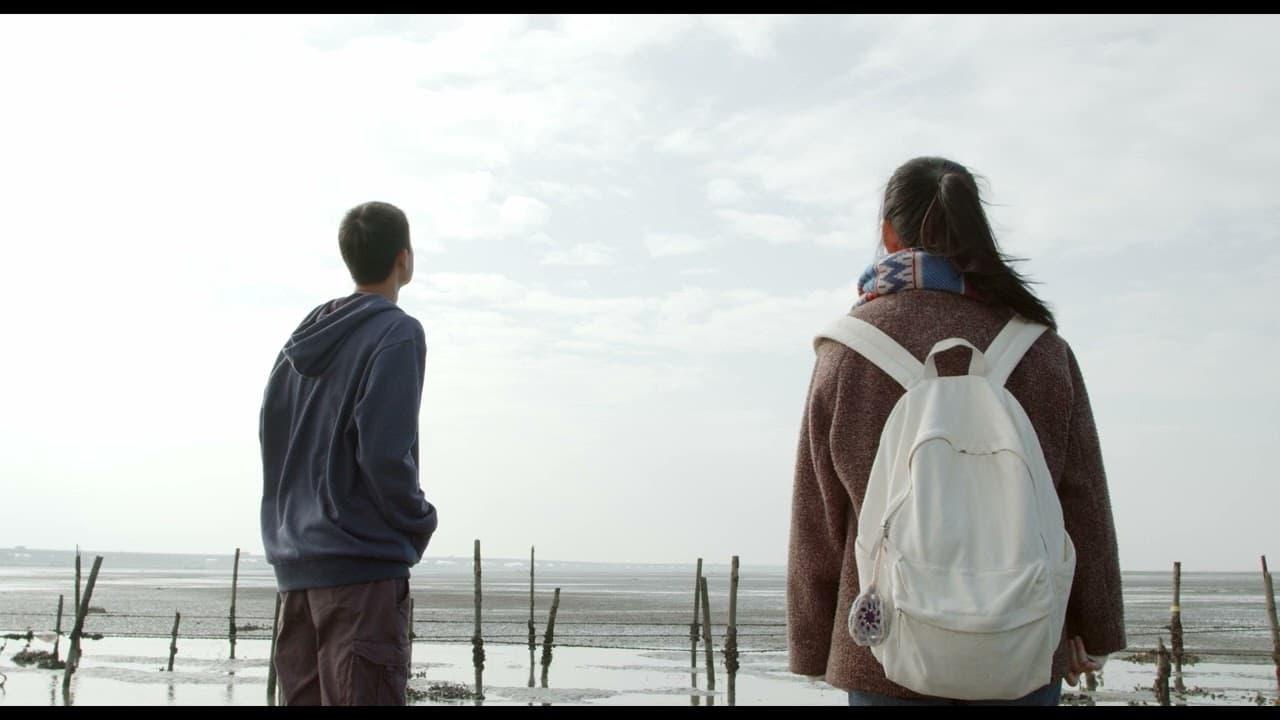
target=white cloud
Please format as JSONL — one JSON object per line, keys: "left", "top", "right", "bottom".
{"left": 561, "top": 284, "right": 852, "bottom": 354}
{"left": 415, "top": 272, "right": 528, "bottom": 304}
{"left": 813, "top": 223, "right": 875, "bottom": 250}
{"left": 692, "top": 15, "right": 1280, "bottom": 260}
{"left": 530, "top": 180, "right": 605, "bottom": 205}
{"left": 527, "top": 231, "right": 558, "bottom": 249}
{"left": 811, "top": 232, "right": 850, "bottom": 249}
{"left": 499, "top": 195, "right": 552, "bottom": 236}
{"left": 644, "top": 232, "right": 709, "bottom": 258}
{"left": 541, "top": 242, "right": 618, "bottom": 266}
{"left": 698, "top": 14, "right": 793, "bottom": 58}
{"left": 706, "top": 177, "right": 747, "bottom": 205}
{"left": 716, "top": 208, "right": 810, "bottom": 245}
{"left": 517, "top": 291, "right": 651, "bottom": 317}
{"left": 656, "top": 127, "right": 711, "bottom": 156}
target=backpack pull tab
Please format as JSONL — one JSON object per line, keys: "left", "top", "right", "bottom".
{"left": 849, "top": 523, "right": 891, "bottom": 647}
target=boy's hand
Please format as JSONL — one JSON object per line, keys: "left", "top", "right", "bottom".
{"left": 1064, "top": 636, "right": 1102, "bottom": 687}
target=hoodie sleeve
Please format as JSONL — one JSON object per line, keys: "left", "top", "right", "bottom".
{"left": 353, "top": 329, "right": 438, "bottom": 553}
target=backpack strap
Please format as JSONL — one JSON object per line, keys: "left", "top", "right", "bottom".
{"left": 983, "top": 315, "right": 1049, "bottom": 388}
{"left": 814, "top": 316, "right": 924, "bottom": 390}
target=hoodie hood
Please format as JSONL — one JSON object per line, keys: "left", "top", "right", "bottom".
{"left": 283, "top": 292, "right": 400, "bottom": 377}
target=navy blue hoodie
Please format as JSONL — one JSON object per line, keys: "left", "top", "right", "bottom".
{"left": 260, "top": 292, "right": 438, "bottom": 591}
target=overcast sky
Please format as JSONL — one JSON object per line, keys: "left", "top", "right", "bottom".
{"left": 0, "top": 14, "right": 1275, "bottom": 571}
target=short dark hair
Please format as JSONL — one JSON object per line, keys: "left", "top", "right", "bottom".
{"left": 338, "top": 201, "right": 411, "bottom": 285}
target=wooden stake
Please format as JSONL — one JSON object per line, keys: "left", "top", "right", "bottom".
{"left": 406, "top": 594, "right": 414, "bottom": 706}
{"left": 472, "top": 539, "right": 484, "bottom": 700}
{"left": 699, "top": 576, "right": 715, "bottom": 704}
{"left": 229, "top": 548, "right": 240, "bottom": 660}
{"left": 53, "top": 595, "right": 64, "bottom": 662}
{"left": 690, "top": 557, "right": 702, "bottom": 706}
{"left": 266, "top": 593, "right": 282, "bottom": 704}
{"left": 1170, "top": 561, "right": 1185, "bottom": 694}
{"left": 726, "top": 556, "right": 740, "bottom": 707}
{"left": 1263, "top": 555, "right": 1279, "bottom": 693}
{"left": 528, "top": 545, "right": 536, "bottom": 689}
{"left": 540, "top": 587, "right": 561, "bottom": 688}
{"left": 62, "top": 555, "right": 103, "bottom": 693}
{"left": 1154, "top": 637, "right": 1171, "bottom": 706}
{"left": 73, "top": 548, "right": 81, "bottom": 626}
{"left": 167, "top": 612, "right": 181, "bottom": 672}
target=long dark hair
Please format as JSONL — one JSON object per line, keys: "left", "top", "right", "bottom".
{"left": 880, "top": 157, "right": 1056, "bottom": 330}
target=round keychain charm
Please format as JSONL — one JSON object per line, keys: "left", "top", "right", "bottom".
{"left": 849, "top": 589, "right": 889, "bottom": 646}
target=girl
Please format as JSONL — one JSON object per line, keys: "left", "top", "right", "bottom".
{"left": 787, "top": 157, "right": 1125, "bottom": 706}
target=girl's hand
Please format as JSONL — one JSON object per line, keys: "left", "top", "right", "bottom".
{"left": 1064, "top": 636, "right": 1102, "bottom": 687}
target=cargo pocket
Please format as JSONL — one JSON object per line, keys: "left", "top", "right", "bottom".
{"left": 346, "top": 639, "right": 411, "bottom": 706}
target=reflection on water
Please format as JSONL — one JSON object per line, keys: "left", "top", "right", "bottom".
{"left": 539, "top": 649, "right": 555, "bottom": 707}
{"left": 3, "top": 631, "right": 1276, "bottom": 707}
{"left": 527, "top": 648, "right": 535, "bottom": 707}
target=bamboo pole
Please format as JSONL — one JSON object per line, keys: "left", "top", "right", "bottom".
{"left": 1154, "top": 637, "right": 1171, "bottom": 706}
{"left": 699, "top": 576, "right": 715, "bottom": 705}
{"left": 229, "top": 548, "right": 240, "bottom": 660}
{"left": 1263, "top": 555, "right": 1279, "bottom": 692}
{"left": 266, "top": 593, "right": 282, "bottom": 704}
{"left": 726, "top": 556, "right": 740, "bottom": 707}
{"left": 540, "top": 587, "right": 561, "bottom": 689}
{"left": 62, "top": 555, "right": 103, "bottom": 693}
{"left": 53, "top": 595, "right": 64, "bottom": 662}
{"left": 528, "top": 545, "right": 536, "bottom": 689}
{"left": 1170, "top": 561, "right": 1185, "bottom": 694}
{"left": 690, "top": 557, "right": 702, "bottom": 706}
{"left": 167, "top": 612, "right": 181, "bottom": 672}
{"left": 472, "top": 539, "right": 484, "bottom": 700}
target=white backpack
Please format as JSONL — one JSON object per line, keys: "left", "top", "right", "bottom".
{"left": 815, "top": 314, "right": 1076, "bottom": 700}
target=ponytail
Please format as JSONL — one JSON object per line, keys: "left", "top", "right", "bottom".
{"left": 881, "top": 158, "right": 1056, "bottom": 330}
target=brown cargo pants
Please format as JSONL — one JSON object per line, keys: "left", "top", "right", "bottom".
{"left": 273, "top": 577, "right": 413, "bottom": 706}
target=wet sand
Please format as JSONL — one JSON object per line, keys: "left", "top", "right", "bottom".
{"left": 1, "top": 555, "right": 1277, "bottom": 706}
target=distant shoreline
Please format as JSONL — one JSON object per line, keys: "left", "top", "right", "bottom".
{"left": 0, "top": 546, "right": 1265, "bottom": 574}
{"left": 0, "top": 546, "right": 779, "bottom": 572}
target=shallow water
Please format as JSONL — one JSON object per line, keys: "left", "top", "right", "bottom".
{"left": 1, "top": 635, "right": 1275, "bottom": 706}
{"left": 1, "top": 551, "right": 1276, "bottom": 706}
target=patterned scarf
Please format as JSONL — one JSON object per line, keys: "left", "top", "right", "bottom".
{"left": 854, "top": 248, "right": 985, "bottom": 307}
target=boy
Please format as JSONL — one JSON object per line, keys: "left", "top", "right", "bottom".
{"left": 259, "top": 201, "right": 438, "bottom": 705}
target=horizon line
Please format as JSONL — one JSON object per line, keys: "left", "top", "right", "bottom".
{"left": 0, "top": 545, "right": 1264, "bottom": 574}
{"left": 1, "top": 545, "right": 783, "bottom": 569}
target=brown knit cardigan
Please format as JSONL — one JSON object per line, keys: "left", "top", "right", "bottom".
{"left": 787, "top": 290, "right": 1126, "bottom": 698}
